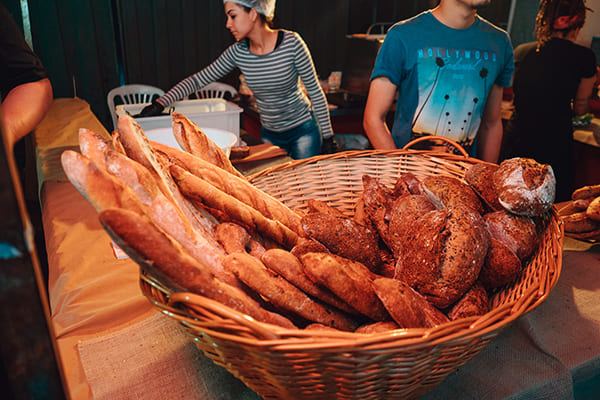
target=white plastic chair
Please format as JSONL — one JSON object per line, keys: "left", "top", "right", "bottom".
{"left": 107, "top": 84, "right": 165, "bottom": 130}
{"left": 187, "top": 82, "right": 237, "bottom": 100}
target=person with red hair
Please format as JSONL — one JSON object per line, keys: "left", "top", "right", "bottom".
{"left": 500, "top": 0, "right": 598, "bottom": 202}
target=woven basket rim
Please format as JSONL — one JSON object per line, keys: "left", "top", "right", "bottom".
{"left": 141, "top": 149, "right": 564, "bottom": 350}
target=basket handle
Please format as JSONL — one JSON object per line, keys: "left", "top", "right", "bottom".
{"left": 402, "top": 136, "right": 469, "bottom": 158}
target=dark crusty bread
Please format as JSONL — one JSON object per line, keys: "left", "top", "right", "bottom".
{"left": 301, "top": 212, "right": 385, "bottom": 271}
{"left": 395, "top": 204, "right": 490, "bottom": 309}
{"left": 422, "top": 175, "right": 484, "bottom": 214}
{"left": 447, "top": 283, "right": 489, "bottom": 320}
{"left": 479, "top": 237, "right": 522, "bottom": 290}
{"left": 484, "top": 210, "right": 538, "bottom": 261}
{"left": 464, "top": 163, "right": 502, "bottom": 212}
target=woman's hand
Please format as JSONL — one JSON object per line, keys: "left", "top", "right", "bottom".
{"left": 135, "top": 100, "right": 165, "bottom": 117}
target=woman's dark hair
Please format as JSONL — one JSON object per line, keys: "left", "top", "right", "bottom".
{"left": 241, "top": 5, "right": 274, "bottom": 28}
{"left": 535, "top": 0, "right": 591, "bottom": 47}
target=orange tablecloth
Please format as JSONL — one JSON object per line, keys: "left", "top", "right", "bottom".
{"left": 36, "top": 98, "right": 600, "bottom": 399}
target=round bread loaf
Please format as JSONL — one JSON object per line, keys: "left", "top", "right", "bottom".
{"left": 395, "top": 204, "right": 490, "bottom": 309}
{"left": 484, "top": 210, "right": 538, "bottom": 261}
{"left": 492, "top": 158, "right": 555, "bottom": 217}
{"left": 479, "top": 237, "right": 522, "bottom": 289}
{"left": 464, "top": 163, "right": 502, "bottom": 212}
{"left": 422, "top": 175, "right": 484, "bottom": 214}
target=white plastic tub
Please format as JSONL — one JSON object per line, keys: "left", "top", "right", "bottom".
{"left": 144, "top": 127, "right": 238, "bottom": 157}
{"left": 116, "top": 98, "right": 243, "bottom": 139}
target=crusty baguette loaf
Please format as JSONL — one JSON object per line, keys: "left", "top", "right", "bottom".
{"left": 171, "top": 165, "right": 300, "bottom": 249}
{"left": 572, "top": 184, "right": 600, "bottom": 200}
{"left": 300, "top": 252, "right": 389, "bottom": 321}
{"left": 152, "top": 139, "right": 305, "bottom": 236}
{"left": 171, "top": 112, "right": 243, "bottom": 177}
{"left": 563, "top": 211, "right": 600, "bottom": 233}
{"left": 586, "top": 196, "right": 600, "bottom": 222}
{"left": 215, "top": 222, "right": 266, "bottom": 258}
{"left": 372, "top": 277, "right": 449, "bottom": 329}
{"left": 180, "top": 159, "right": 304, "bottom": 237}
{"left": 111, "top": 130, "right": 127, "bottom": 155}
{"left": 104, "top": 149, "right": 160, "bottom": 205}
{"left": 64, "top": 148, "right": 236, "bottom": 287}
{"left": 78, "top": 128, "right": 110, "bottom": 169}
{"left": 223, "top": 253, "right": 356, "bottom": 331}
{"left": 99, "top": 208, "right": 296, "bottom": 328}
{"left": 61, "top": 150, "right": 146, "bottom": 215}
{"left": 260, "top": 249, "right": 358, "bottom": 315}
{"left": 117, "top": 115, "right": 217, "bottom": 233}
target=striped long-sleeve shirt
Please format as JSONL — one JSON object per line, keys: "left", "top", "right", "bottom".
{"left": 157, "top": 30, "right": 333, "bottom": 139}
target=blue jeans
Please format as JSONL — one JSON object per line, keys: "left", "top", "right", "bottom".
{"left": 261, "top": 118, "right": 321, "bottom": 159}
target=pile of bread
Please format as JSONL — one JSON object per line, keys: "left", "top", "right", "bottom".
{"left": 559, "top": 185, "right": 600, "bottom": 241}
{"left": 61, "top": 114, "right": 557, "bottom": 333}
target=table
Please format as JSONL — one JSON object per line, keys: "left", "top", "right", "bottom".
{"left": 36, "top": 98, "right": 600, "bottom": 399}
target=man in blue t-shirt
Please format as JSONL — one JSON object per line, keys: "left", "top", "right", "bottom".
{"left": 363, "top": 0, "right": 514, "bottom": 163}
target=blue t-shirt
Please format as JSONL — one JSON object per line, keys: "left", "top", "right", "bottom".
{"left": 371, "top": 11, "right": 514, "bottom": 151}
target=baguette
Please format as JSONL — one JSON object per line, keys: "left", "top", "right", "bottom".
{"left": 260, "top": 249, "right": 358, "bottom": 315}
{"left": 117, "top": 114, "right": 217, "bottom": 233}
{"left": 171, "top": 112, "right": 243, "bottom": 177}
{"left": 78, "top": 128, "right": 110, "bottom": 169}
{"left": 586, "top": 196, "right": 600, "bottom": 222}
{"left": 182, "top": 160, "right": 304, "bottom": 237}
{"left": 99, "top": 208, "right": 295, "bottom": 328}
{"left": 61, "top": 150, "right": 145, "bottom": 214}
{"left": 171, "top": 165, "right": 300, "bottom": 249}
{"left": 572, "top": 184, "right": 600, "bottom": 200}
{"left": 223, "top": 253, "right": 356, "bottom": 331}
{"left": 563, "top": 211, "right": 600, "bottom": 233}
{"left": 300, "top": 252, "right": 389, "bottom": 321}
{"left": 153, "top": 140, "right": 304, "bottom": 236}
{"left": 372, "top": 277, "right": 449, "bottom": 329}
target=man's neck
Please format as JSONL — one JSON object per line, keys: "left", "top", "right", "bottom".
{"left": 432, "top": 0, "right": 478, "bottom": 30}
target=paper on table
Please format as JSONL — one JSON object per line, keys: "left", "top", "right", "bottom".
{"left": 78, "top": 312, "right": 261, "bottom": 400}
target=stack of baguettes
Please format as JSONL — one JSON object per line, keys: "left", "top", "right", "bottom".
{"left": 61, "top": 112, "right": 558, "bottom": 333}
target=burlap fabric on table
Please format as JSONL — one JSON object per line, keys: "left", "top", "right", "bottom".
{"left": 78, "top": 313, "right": 260, "bottom": 400}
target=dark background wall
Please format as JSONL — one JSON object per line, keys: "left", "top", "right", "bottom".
{"left": 3, "top": 0, "right": 514, "bottom": 132}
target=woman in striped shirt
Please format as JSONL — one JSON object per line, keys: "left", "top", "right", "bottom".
{"left": 140, "top": 0, "right": 336, "bottom": 159}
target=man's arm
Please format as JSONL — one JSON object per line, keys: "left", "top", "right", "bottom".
{"left": 476, "top": 83, "right": 504, "bottom": 163}
{"left": 1, "top": 78, "right": 53, "bottom": 149}
{"left": 363, "top": 77, "right": 398, "bottom": 149}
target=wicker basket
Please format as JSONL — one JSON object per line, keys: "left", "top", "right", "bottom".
{"left": 140, "top": 142, "right": 563, "bottom": 400}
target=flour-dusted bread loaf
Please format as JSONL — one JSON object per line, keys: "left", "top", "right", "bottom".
{"left": 493, "top": 158, "right": 556, "bottom": 217}
{"left": 394, "top": 204, "right": 490, "bottom": 309}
